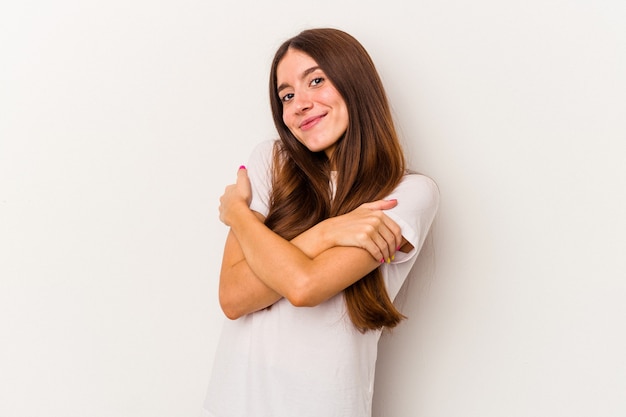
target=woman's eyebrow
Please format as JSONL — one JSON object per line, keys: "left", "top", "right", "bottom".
{"left": 277, "top": 66, "right": 321, "bottom": 93}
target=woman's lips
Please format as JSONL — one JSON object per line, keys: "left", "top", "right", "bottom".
{"left": 300, "top": 114, "right": 325, "bottom": 131}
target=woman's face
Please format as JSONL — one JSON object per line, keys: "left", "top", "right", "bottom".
{"left": 276, "top": 48, "right": 349, "bottom": 158}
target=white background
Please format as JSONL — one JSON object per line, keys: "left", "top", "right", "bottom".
{"left": 1, "top": 1, "right": 625, "bottom": 416}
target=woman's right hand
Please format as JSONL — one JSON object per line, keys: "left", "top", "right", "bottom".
{"left": 219, "top": 166, "right": 252, "bottom": 227}
{"left": 324, "top": 200, "right": 402, "bottom": 263}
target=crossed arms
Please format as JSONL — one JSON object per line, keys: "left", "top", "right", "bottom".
{"left": 218, "top": 167, "right": 412, "bottom": 319}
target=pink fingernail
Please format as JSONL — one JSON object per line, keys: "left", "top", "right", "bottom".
{"left": 380, "top": 258, "right": 385, "bottom": 264}
{"left": 239, "top": 165, "right": 246, "bottom": 170}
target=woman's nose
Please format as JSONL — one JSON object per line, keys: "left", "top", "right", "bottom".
{"left": 294, "top": 92, "right": 312, "bottom": 112}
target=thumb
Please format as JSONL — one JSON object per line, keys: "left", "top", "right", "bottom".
{"left": 237, "top": 165, "right": 248, "bottom": 179}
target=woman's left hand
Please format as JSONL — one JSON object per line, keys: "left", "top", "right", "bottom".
{"left": 219, "top": 166, "right": 252, "bottom": 226}
{"left": 322, "top": 200, "right": 402, "bottom": 263}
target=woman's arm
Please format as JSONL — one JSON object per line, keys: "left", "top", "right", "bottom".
{"left": 219, "top": 222, "right": 280, "bottom": 319}
{"left": 219, "top": 199, "right": 403, "bottom": 319}
{"left": 219, "top": 167, "right": 404, "bottom": 315}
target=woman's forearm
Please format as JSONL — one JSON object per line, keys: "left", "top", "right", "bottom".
{"left": 219, "top": 212, "right": 337, "bottom": 319}
{"left": 219, "top": 229, "right": 282, "bottom": 319}
{"left": 226, "top": 203, "right": 383, "bottom": 308}
{"left": 226, "top": 204, "right": 323, "bottom": 306}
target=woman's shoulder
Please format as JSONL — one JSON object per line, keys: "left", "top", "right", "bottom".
{"left": 402, "top": 171, "right": 437, "bottom": 185}
{"left": 394, "top": 171, "right": 440, "bottom": 211}
{"left": 247, "top": 139, "right": 279, "bottom": 168}
{"left": 250, "top": 139, "right": 278, "bottom": 157}
{"left": 399, "top": 171, "right": 439, "bottom": 195}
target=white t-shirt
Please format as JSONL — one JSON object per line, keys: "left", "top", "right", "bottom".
{"left": 202, "top": 140, "right": 439, "bottom": 417}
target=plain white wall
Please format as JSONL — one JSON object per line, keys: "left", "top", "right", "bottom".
{"left": 1, "top": 1, "right": 624, "bottom": 416}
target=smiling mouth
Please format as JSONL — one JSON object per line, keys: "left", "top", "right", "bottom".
{"left": 300, "top": 114, "right": 325, "bottom": 131}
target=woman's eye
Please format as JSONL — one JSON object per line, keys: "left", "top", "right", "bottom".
{"left": 310, "top": 77, "right": 324, "bottom": 87}
{"left": 281, "top": 93, "right": 294, "bottom": 102}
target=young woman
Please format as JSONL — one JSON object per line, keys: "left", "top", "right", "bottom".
{"left": 202, "top": 28, "right": 439, "bottom": 417}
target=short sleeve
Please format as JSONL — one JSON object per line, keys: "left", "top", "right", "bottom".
{"left": 381, "top": 174, "right": 439, "bottom": 300}
{"left": 247, "top": 139, "right": 276, "bottom": 218}
{"left": 385, "top": 174, "right": 440, "bottom": 264}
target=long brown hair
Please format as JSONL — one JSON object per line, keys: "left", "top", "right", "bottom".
{"left": 266, "top": 28, "right": 406, "bottom": 332}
